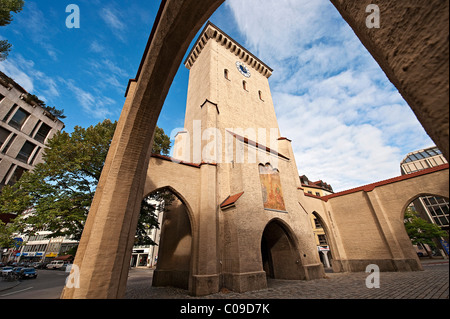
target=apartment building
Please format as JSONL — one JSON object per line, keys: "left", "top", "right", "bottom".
{"left": 0, "top": 71, "right": 64, "bottom": 190}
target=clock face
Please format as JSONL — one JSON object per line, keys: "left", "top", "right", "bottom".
{"left": 236, "top": 61, "right": 251, "bottom": 78}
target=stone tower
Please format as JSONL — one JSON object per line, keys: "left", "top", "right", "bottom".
{"left": 157, "top": 22, "right": 325, "bottom": 295}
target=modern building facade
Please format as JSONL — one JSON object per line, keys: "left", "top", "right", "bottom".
{"left": 130, "top": 198, "right": 164, "bottom": 268}
{"left": 0, "top": 71, "right": 66, "bottom": 263}
{"left": 0, "top": 71, "right": 64, "bottom": 190}
{"left": 400, "top": 146, "right": 449, "bottom": 256}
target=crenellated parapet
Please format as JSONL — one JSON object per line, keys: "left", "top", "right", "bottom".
{"left": 184, "top": 22, "right": 273, "bottom": 78}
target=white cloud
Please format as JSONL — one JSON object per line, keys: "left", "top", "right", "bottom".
{"left": 226, "top": 0, "right": 434, "bottom": 191}
{"left": 15, "top": 2, "right": 60, "bottom": 60}
{"left": 85, "top": 59, "right": 129, "bottom": 93}
{"left": 62, "top": 79, "right": 114, "bottom": 119}
{"left": 100, "top": 6, "right": 127, "bottom": 42}
{"left": 0, "top": 58, "right": 34, "bottom": 92}
{"left": 89, "top": 40, "right": 106, "bottom": 54}
{"left": 0, "top": 54, "right": 61, "bottom": 102}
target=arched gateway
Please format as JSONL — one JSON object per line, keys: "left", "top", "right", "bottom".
{"left": 61, "top": 1, "right": 449, "bottom": 299}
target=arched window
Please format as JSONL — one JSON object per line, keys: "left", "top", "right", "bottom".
{"left": 258, "top": 90, "right": 263, "bottom": 101}
{"left": 224, "top": 69, "right": 229, "bottom": 80}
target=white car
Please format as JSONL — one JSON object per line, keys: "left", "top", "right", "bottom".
{"left": 46, "top": 260, "right": 68, "bottom": 270}
{"left": 0, "top": 266, "right": 13, "bottom": 277}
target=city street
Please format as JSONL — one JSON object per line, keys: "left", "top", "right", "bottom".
{"left": 0, "top": 260, "right": 447, "bottom": 300}
{"left": 0, "top": 269, "right": 67, "bottom": 299}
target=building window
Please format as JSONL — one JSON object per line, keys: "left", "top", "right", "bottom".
{"left": 314, "top": 218, "right": 322, "bottom": 229}
{"left": 1, "top": 133, "right": 16, "bottom": 154}
{"left": 7, "top": 165, "right": 27, "bottom": 186}
{"left": 29, "top": 146, "right": 41, "bottom": 165}
{"left": 34, "top": 123, "right": 51, "bottom": 144}
{"left": 9, "top": 107, "right": 30, "bottom": 130}
{"left": 224, "top": 69, "right": 229, "bottom": 80}
{"left": 2, "top": 104, "right": 17, "bottom": 122}
{"left": 318, "top": 234, "right": 328, "bottom": 245}
{"left": 0, "top": 127, "right": 11, "bottom": 149}
{"left": 258, "top": 90, "right": 264, "bottom": 101}
{"left": 16, "top": 141, "right": 37, "bottom": 163}
{"left": 243, "top": 80, "right": 247, "bottom": 91}
{"left": 0, "top": 93, "right": 4, "bottom": 102}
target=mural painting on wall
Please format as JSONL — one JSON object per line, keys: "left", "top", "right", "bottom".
{"left": 259, "top": 163, "right": 286, "bottom": 211}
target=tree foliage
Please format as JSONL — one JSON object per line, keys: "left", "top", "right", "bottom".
{"left": 0, "top": 120, "right": 173, "bottom": 247}
{"left": 152, "top": 126, "right": 171, "bottom": 156}
{"left": 25, "top": 94, "right": 66, "bottom": 119}
{"left": 404, "top": 208, "right": 447, "bottom": 251}
{"left": 0, "top": 0, "right": 25, "bottom": 60}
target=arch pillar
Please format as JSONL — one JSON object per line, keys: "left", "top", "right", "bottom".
{"left": 61, "top": 0, "right": 224, "bottom": 299}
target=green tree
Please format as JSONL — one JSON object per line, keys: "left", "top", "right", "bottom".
{"left": 0, "top": 0, "right": 25, "bottom": 61}
{"left": 404, "top": 208, "right": 447, "bottom": 258}
{"left": 0, "top": 120, "right": 172, "bottom": 247}
{"left": 152, "top": 126, "right": 171, "bottom": 156}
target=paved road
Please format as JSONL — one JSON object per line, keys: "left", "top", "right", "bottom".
{"left": 125, "top": 261, "right": 449, "bottom": 299}
{"left": 0, "top": 269, "right": 67, "bottom": 299}
{"left": 1, "top": 260, "right": 447, "bottom": 300}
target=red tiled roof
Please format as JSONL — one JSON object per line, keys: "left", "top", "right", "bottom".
{"left": 220, "top": 192, "right": 244, "bottom": 208}
{"left": 151, "top": 153, "right": 217, "bottom": 168}
{"left": 151, "top": 153, "right": 201, "bottom": 168}
{"left": 226, "top": 130, "right": 290, "bottom": 160}
{"left": 321, "top": 164, "right": 449, "bottom": 202}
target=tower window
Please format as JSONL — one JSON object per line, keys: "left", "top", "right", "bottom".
{"left": 224, "top": 69, "right": 229, "bottom": 80}
{"left": 243, "top": 80, "right": 247, "bottom": 91}
{"left": 258, "top": 90, "right": 264, "bottom": 101}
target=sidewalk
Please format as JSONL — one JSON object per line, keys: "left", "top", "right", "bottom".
{"left": 125, "top": 261, "right": 449, "bottom": 299}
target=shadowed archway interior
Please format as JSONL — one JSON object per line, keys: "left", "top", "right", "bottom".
{"left": 151, "top": 193, "right": 193, "bottom": 291}
{"left": 261, "top": 220, "right": 304, "bottom": 280}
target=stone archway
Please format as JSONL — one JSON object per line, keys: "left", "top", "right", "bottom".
{"left": 260, "top": 219, "right": 304, "bottom": 280}
{"left": 149, "top": 188, "right": 194, "bottom": 292}
{"left": 311, "top": 212, "right": 334, "bottom": 271}
{"left": 61, "top": 0, "right": 449, "bottom": 299}
{"left": 401, "top": 193, "right": 449, "bottom": 258}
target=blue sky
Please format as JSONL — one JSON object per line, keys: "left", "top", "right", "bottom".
{"left": 0, "top": 0, "right": 434, "bottom": 191}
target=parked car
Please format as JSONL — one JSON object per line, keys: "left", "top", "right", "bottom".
{"left": 12, "top": 267, "right": 23, "bottom": 276}
{"left": 19, "top": 268, "right": 37, "bottom": 279}
{"left": 30, "top": 262, "right": 43, "bottom": 269}
{"left": 0, "top": 266, "right": 13, "bottom": 278}
{"left": 46, "top": 260, "right": 69, "bottom": 270}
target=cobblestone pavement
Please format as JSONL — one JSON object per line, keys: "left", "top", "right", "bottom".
{"left": 125, "top": 261, "right": 448, "bottom": 299}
